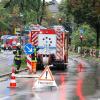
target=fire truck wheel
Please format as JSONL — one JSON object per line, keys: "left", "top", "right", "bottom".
{"left": 52, "top": 61, "right": 67, "bottom": 71}
{"left": 36, "top": 57, "right": 44, "bottom": 70}
{"left": 59, "top": 63, "right": 67, "bottom": 70}
{"left": 37, "top": 64, "right": 44, "bottom": 70}
{"left": 8, "top": 47, "right": 12, "bottom": 50}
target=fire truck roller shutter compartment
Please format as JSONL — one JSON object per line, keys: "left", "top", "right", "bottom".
{"left": 38, "top": 34, "right": 56, "bottom": 66}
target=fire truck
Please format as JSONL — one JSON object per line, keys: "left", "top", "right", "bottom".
{"left": 1, "top": 35, "right": 27, "bottom": 50}
{"left": 30, "top": 27, "right": 68, "bottom": 70}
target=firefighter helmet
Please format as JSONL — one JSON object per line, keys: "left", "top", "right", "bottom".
{"left": 16, "top": 43, "right": 21, "bottom": 46}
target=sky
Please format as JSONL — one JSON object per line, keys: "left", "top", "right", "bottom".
{"left": 45, "top": 0, "right": 61, "bottom": 3}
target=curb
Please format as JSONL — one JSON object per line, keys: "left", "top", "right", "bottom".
{"left": 0, "top": 68, "right": 28, "bottom": 78}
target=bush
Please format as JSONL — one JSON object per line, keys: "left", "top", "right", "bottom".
{"left": 72, "top": 23, "right": 96, "bottom": 47}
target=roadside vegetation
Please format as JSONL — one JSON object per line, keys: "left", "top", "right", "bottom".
{"left": 59, "top": 0, "right": 100, "bottom": 49}
{"left": 0, "top": 0, "right": 56, "bottom": 35}
{"left": 71, "top": 23, "right": 96, "bottom": 48}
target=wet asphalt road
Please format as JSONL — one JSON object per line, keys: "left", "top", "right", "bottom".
{"left": 0, "top": 51, "right": 14, "bottom": 75}
{"left": 0, "top": 51, "right": 100, "bottom": 100}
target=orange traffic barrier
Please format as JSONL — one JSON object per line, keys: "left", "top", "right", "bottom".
{"left": 31, "top": 61, "right": 37, "bottom": 74}
{"left": 9, "top": 67, "right": 16, "bottom": 88}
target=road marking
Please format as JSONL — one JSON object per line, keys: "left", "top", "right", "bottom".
{"left": 0, "top": 96, "right": 10, "bottom": 100}
{"left": 15, "top": 74, "right": 40, "bottom": 78}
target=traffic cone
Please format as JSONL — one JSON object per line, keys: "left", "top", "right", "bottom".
{"left": 9, "top": 67, "right": 16, "bottom": 88}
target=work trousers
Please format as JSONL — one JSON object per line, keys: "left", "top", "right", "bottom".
{"left": 14, "top": 60, "right": 21, "bottom": 70}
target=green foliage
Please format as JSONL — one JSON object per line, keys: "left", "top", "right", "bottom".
{"left": 59, "top": 0, "right": 73, "bottom": 22}
{"left": 0, "top": 0, "right": 45, "bottom": 34}
{"left": 0, "top": 0, "right": 53, "bottom": 28}
{"left": 22, "top": 10, "right": 37, "bottom": 24}
{"left": 72, "top": 23, "right": 96, "bottom": 47}
{"left": 59, "top": 0, "right": 100, "bottom": 48}
{"left": 0, "top": 21, "right": 8, "bottom": 30}
{"left": 59, "top": 0, "right": 100, "bottom": 26}
{"left": 0, "top": 4, "right": 10, "bottom": 33}
{"left": 59, "top": 0, "right": 100, "bottom": 25}
{"left": 4, "top": 0, "right": 43, "bottom": 24}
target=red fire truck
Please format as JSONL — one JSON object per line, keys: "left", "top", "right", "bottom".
{"left": 1, "top": 35, "right": 27, "bottom": 50}
{"left": 30, "top": 27, "right": 68, "bottom": 70}
{"left": 1, "top": 35, "right": 18, "bottom": 50}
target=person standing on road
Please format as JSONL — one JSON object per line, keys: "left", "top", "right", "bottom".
{"left": 13, "top": 43, "right": 22, "bottom": 73}
{"left": 31, "top": 46, "right": 39, "bottom": 74}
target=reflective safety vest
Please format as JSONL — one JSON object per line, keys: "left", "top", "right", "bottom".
{"left": 31, "top": 48, "right": 37, "bottom": 62}
{"left": 14, "top": 50, "right": 21, "bottom": 60}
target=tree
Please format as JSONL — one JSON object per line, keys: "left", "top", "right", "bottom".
{"left": 68, "top": 0, "right": 100, "bottom": 48}
{"left": 58, "top": 0, "right": 73, "bottom": 41}
{"left": 72, "top": 23, "right": 96, "bottom": 47}
{"left": 4, "top": 0, "right": 46, "bottom": 24}
{"left": 59, "top": 0, "right": 100, "bottom": 48}
{"left": 0, "top": 3, "right": 10, "bottom": 35}
{"left": 59, "top": 0, "right": 72, "bottom": 22}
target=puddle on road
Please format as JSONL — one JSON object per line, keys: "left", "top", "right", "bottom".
{"left": 73, "top": 64, "right": 100, "bottom": 100}
{"left": 82, "top": 64, "right": 100, "bottom": 96}
{"left": 83, "top": 74, "right": 97, "bottom": 96}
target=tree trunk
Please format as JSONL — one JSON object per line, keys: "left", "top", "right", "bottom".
{"left": 36, "top": 0, "right": 41, "bottom": 24}
{"left": 36, "top": 11, "right": 40, "bottom": 24}
{"left": 39, "top": 0, "right": 45, "bottom": 25}
{"left": 96, "top": 22, "right": 100, "bottom": 48}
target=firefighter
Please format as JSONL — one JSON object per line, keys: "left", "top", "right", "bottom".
{"left": 13, "top": 43, "right": 22, "bottom": 73}
{"left": 31, "top": 46, "right": 39, "bottom": 74}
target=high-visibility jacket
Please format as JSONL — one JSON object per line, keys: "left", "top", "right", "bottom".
{"left": 14, "top": 49, "right": 22, "bottom": 61}
{"left": 31, "top": 48, "right": 38, "bottom": 62}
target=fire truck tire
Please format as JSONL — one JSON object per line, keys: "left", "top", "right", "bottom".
{"left": 52, "top": 61, "right": 67, "bottom": 71}
{"left": 8, "top": 47, "right": 12, "bottom": 50}
{"left": 36, "top": 57, "right": 44, "bottom": 70}
{"left": 58, "top": 63, "right": 67, "bottom": 70}
{"left": 37, "top": 64, "right": 44, "bottom": 70}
